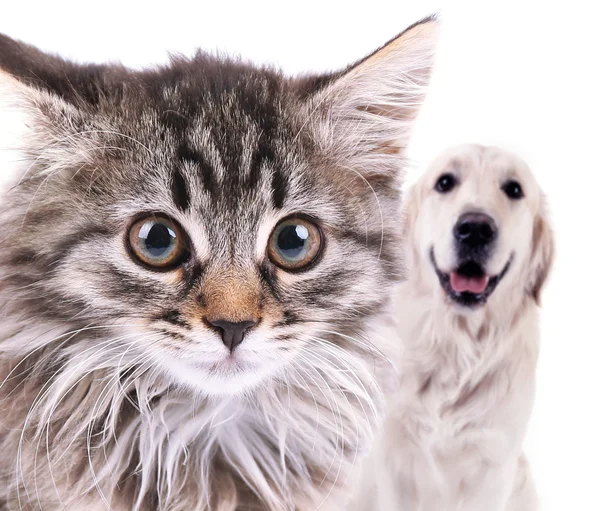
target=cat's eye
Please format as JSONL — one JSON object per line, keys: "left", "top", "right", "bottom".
{"left": 435, "top": 173, "right": 458, "bottom": 193}
{"left": 268, "top": 216, "right": 322, "bottom": 271}
{"left": 502, "top": 180, "right": 525, "bottom": 200}
{"left": 128, "top": 215, "right": 189, "bottom": 269}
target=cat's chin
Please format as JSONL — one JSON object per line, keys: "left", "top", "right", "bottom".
{"left": 161, "top": 355, "right": 280, "bottom": 397}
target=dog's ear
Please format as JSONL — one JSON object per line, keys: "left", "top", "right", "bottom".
{"left": 400, "top": 187, "right": 419, "bottom": 240}
{"left": 527, "top": 208, "right": 555, "bottom": 305}
{"left": 399, "top": 184, "right": 421, "bottom": 275}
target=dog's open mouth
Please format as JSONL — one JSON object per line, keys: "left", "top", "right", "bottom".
{"left": 430, "top": 249, "right": 512, "bottom": 307}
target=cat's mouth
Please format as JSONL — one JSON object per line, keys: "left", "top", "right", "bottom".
{"left": 206, "top": 356, "right": 249, "bottom": 373}
{"left": 162, "top": 354, "right": 269, "bottom": 396}
{"left": 430, "top": 248, "right": 512, "bottom": 307}
{"left": 190, "top": 355, "right": 252, "bottom": 375}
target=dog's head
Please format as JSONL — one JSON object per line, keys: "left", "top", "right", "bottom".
{"left": 404, "top": 144, "right": 554, "bottom": 309}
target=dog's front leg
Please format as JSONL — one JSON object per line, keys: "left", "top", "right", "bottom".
{"left": 505, "top": 455, "right": 539, "bottom": 511}
{"left": 454, "top": 457, "right": 521, "bottom": 511}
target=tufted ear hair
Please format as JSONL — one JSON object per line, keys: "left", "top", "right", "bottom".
{"left": 527, "top": 206, "right": 555, "bottom": 305}
{"left": 0, "top": 32, "right": 122, "bottom": 109}
{"left": 303, "top": 16, "right": 439, "bottom": 184}
{"left": 0, "top": 33, "right": 126, "bottom": 185}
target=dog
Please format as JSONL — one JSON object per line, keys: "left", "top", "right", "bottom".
{"left": 352, "top": 144, "right": 554, "bottom": 510}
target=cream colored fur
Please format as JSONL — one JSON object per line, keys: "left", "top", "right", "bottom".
{"left": 352, "top": 144, "right": 554, "bottom": 511}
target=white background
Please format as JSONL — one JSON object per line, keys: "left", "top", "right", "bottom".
{"left": 1, "top": 1, "right": 598, "bottom": 509}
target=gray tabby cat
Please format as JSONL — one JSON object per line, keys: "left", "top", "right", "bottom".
{"left": 0, "top": 17, "right": 437, "bottom": 511}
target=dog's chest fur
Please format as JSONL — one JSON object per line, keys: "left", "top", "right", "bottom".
{"left": 351, "top": 285, "right": 540, "bottom": 510}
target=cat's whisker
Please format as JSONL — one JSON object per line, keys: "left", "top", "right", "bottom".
{"left": 314, "top": 325, "right": 380, "bottom": 366}
{"left": 16, "top": 337, "right": 118, "bottom": 506}
{"left": 55, "top": 345, "right": 158, "bottom": 504}
{"left": 301, "top": 345, "right": 371, "bottom": 449}
{"left": 53, "top": 341, "right": 153, "bottom": 466}
{"left": 339, "top": 162, "right": 386, "bottom": 260}
{"left": 312, "top": 327, "right": 398, "bottom": 375}
{"left": 292, "top": 80, "right": 343, "bottom": 145}
{"left": 29, "top": 336, "right": 146, "bottom": 502}
{"left": 32, "top": 335, "right": 144, "bottom": 428}
{"left": 86, "top": 349, "right": 161, "bottom": 508}
{"left": 293, "top": 351, "right": 346, "bottom": 490}
{"left": 286, "top": 360, "right": 321, "bottom": 449}
{"left": 11, "top": 130, "right": 151, "bottom": 192}
{"left": 0, "top": 323, "right": 126, "bottom": 394}
{"left": 20, "top": 332, "right": 150, "bottom": 495}
{"left": 298, "top": 345, "right": 376, "bottom": 495}
{"left": 303, "top": 338, "right": 381, "bottom": 431}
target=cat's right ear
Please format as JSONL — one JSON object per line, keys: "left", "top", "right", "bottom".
{"left": 301, "top": 17, "right": 439, "bottom": 184}
{"left": 0, "top": 33, "right": 118, "bottom": 110}
{"left": 0, "top": 34, "right": 116, "bottom": 182}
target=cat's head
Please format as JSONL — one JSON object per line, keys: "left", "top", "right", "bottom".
{"left": 0, "top": 19, "right": 437, "bottom": 397}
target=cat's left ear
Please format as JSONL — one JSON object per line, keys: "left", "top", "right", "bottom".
{"left": 305, "top": 17, "right": 439, "bottom": 183}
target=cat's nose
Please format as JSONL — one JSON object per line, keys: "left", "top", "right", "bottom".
{"left": 204, "top": 318, "right": 257, "bottom": 352}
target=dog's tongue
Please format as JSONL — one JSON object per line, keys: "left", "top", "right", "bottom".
{"left": 450, "top": 272, "right": 489, "bottom": 294}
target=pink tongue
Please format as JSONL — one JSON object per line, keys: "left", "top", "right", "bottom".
{"left": 450, "top": 272, "right": 489, "bottom": 294}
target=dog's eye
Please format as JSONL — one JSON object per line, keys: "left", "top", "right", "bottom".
{"left": 502, "top": 180, "right": 524, "bottom": 200}
{"left": 128, "top": 215, "right": 190, "bottom": 269}
{"left": 435, "top": 173, "right": 458, "bottom": 193}
{"left": 268, "top": 216, "right": 323, "bottom": 271}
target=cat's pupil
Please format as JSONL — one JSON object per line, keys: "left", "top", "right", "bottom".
{"left": 277, "top": 224, "right": 308, "bottom": 259}
{"left": 144, "top": 223, "right": 175, "bottom": 256}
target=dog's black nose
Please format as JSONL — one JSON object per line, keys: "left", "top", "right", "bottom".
{"left": 454, "top": 212, "right": 497, "bottom": 248}
{"left": 205, "top": 319, "right": 257, "bottom": 351}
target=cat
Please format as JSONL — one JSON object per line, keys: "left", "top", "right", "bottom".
{"left": 0, "top": 17, "right": 437, "bottom": 511}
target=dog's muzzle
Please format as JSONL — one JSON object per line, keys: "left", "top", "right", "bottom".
{"left": 431, "top": 248, "right": 512, "bottom": 308}
{"left": 430, "top": 212, "right": 511, "bottom": 307}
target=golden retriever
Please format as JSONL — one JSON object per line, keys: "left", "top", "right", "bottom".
{"left": 352, "top": 144, "right": 554, "bottom": 510}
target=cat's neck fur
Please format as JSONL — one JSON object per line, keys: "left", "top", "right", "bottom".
{"left": 0, "top": 312, "right": 396, "bottom": 511}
